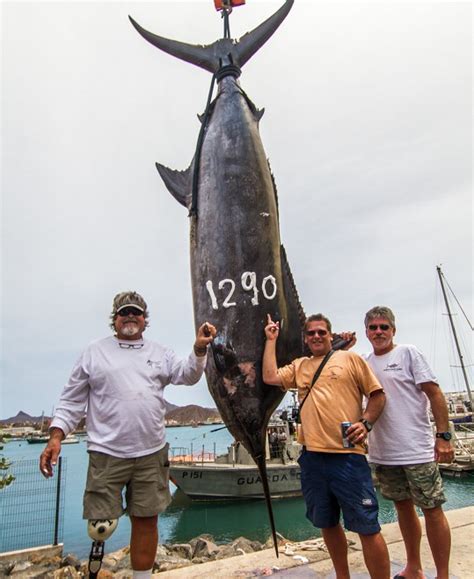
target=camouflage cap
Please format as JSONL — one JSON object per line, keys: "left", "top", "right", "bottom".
{"left": 112, "top": 291, "right": 148, "bottom": 314}
{"left": 110, "top": 291, "right": 149, "bottom": 329}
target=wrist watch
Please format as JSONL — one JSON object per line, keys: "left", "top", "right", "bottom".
{"left": 435, "top": 431, "right": 452, "bottom": 441}
{"left": 360, "top": 418, "right": 373, "bottom": 432}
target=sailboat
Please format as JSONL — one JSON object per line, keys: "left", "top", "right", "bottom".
{"left": 435, "top": 266, "right": 474, "bottom": 476}
{"left": 436, "top": 266, "right": 473, "bottom": 423}
{"left": 26, "top": 411, "right": 49, "bottom": 444}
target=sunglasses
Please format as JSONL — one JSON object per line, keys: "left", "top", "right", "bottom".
{"left": 368, "top": 324, "right": 391, "bottom": 331}
{"left": 119, "top": 342, "right": 144, "bottom": 350}
{"left": 305, "top": 329, "right": 329, "bottom": 337}
{"left": 117, "top": 307, "right": 143, "bottom": 317}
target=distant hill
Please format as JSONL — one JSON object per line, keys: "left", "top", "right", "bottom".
{"left": 165, "top": 404, "right": 221, "bottom": 425}
{"left": 0, "top": 411, "right": 48, "bottom": 426}
{"left": 1, "top": 402, "right": 220, "bottom": 427}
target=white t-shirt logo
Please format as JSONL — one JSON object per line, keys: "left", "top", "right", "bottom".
{"left": 383, "top": 363, "right": 402, "bottom": 372}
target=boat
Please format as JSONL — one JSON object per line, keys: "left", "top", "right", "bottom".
{"left": 62, "top": 434, "right": 80, "bottom": 444}
{"left": 26, "top": 433, "right": 81, "bottom": 445}
{"left": 435, "top": 266, "right": 474, "bottom": 476}
{"left": 26, "top": 433, "right": 49, "bottom": 444}
{"left": 26, "top": 410, "right": 49, "bottom": 444}
{"left": 169, "top": 417, "right": 302, "bottom": 500}
{"left": 436, "top": 266, "right": 473, "bottom": 419}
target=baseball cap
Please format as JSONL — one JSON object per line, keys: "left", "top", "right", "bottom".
{"left": 112, "top": 291, "right": 148, "bottom": 315}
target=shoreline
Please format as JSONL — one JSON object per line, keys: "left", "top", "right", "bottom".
{"left": 1, "top": 506, "right": 472, "bottom": 577}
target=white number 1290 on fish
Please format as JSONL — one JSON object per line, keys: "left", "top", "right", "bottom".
{"left": 205, "top": 272, "right": 277, "bottom": 310}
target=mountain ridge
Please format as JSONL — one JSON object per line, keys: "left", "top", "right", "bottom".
{"left": 1, "top": 404, "right": 221, "bottom": 427}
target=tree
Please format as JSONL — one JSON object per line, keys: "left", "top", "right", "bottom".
{"left": 0, "top": 456, "right": 15, "bottom": 490}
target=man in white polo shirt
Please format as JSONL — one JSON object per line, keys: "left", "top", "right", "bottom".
{"left": 363, "top": 306, "right": 453, "bottom": 579}
{"left": 40, "top": 291, "right": 216, "bottom": 579}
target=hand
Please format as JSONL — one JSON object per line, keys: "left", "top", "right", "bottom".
{"left": 341, "top": 332, "right": 356, "bottom": 350}
{"left": 347, "top": 421, "right": 368, "bottom": 444}
{"left": 264, "top": 314, "right": 280, "bottom": 341}
{"left": 194, "top": 322, "right": 217, "bottom": 354}
{"left": 39, "top": 434, "right": 63, "bottom": 478}
{"left": 435, "top": 439, "right": 454, "bottom": 464}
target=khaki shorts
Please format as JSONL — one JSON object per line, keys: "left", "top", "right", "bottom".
{"left": 373, "top": 461, "right": 446, "bottom": 509}
{"left": 83, "top": 445, "right": 172, "bottom": 519}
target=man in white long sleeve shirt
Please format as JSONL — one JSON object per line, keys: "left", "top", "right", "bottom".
{"left": 40, "top": 291, "right": 216, "bottom": 578}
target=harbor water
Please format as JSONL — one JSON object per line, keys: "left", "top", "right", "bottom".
{"left": 2, "top": 424, "right": 474, "bottom": 559}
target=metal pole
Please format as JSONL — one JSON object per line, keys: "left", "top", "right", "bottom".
{"left": 53, "top": 456, "right": 62, "bottom": 545}
{"left": 436, "top": 266, "right": 473, "bottom": 407}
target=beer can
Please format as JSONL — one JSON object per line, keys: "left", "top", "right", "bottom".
{"left": 341, "top": 422, "right": 354, "bottom": 448}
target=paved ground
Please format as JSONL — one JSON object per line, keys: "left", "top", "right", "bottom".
{"left": 157, "top": 506, "right": 474, "bottom": 578}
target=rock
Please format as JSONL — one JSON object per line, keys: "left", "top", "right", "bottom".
{"left": 113, "top": 553, "right": 132, "bottom": 572}
{"left": 94, "top": 570, "right": 114, "bottom": 578}
{"left": 11, "top": 561, "right": 34, "bottom": 572}
{"left": 192, "top": 537, "right": 220, "bottom": 560}
{"left": 109, "top": 571, "right": 132, "bottom": 579}
{"left": 79, "top": 562, "right": 89, "bottom": 576}
{"left": 0, "top": 561, "right": 14, "bottom": 576}
{"left": 60, "top": 554, "right": 81, "bottom": 570}
{"left": 188, "top": 556, "right": 209, "bottom": 565}
{"left": 166, "top": 543, "right": 193, "bottom": 560}
{"left": 188, "top": 533, "right": 215, "bottom": 551}
{"left": 213, "top": 538, "right": 263, "bottom": 561}
{"left": 155, "top": 557, "right": 193, "bottom": 572}
{"left": 52, "top": 566, "right": 82, "bottom": 578}
{"left": 215, "top": 544, "right": 242, "bottom": 560}
{"left": 101, "top": 546, "right": 131, "bottom": 571}
{"left": 155, "top": 544, "right": 170, "bottom": 559}
{"left": 263, "top": 532, "right": 288, "bottom": 550}
{"left": 29, "top": 554, "right": 61, "bottom": 568}
{"left": 101, "top": 554, "right": 120, "bottom": 570}
{"left": 231, "top": 537, "right": 263, "bottom": 553}
{"left": 10, "top": 565, "right": 52, "bottom": 578}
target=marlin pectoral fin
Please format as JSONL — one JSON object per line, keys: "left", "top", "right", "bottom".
{"left": 155, "top": 163, "right": 191, "bottom": 208}
{"left": 211, "top": 340, "right": 239, "bottom": 377}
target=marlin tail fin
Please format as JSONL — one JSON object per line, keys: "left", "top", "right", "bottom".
{"left": 129, "top": 0, "right": 293, "bottom": 73}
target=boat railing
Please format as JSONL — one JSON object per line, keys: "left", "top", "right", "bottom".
{"left": 169, "top": 444, "right": 217, "bottom": 465}
{"left": 454, "top": 422, "right": 474, "bottom": 433}
{"left": 451, "top": 430, "right": 474, "bottom": 461}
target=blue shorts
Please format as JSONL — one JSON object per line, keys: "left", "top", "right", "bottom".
{"left": 298, "top": 450, "right": 381, "bottom": 535}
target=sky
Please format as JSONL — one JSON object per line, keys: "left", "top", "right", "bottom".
{"left": 1, "top": 0, "right": 472, "bottom": 419}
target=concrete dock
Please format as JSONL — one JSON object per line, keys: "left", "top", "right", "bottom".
{"left": 157, "top": 506, "right": 474, "bottom": 578}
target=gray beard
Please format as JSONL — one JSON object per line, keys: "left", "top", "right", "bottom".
{"left": 121, "top": 324, "right": 140, "bottom": 337}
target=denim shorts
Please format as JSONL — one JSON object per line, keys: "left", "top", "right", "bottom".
{"left": 83, "top": 445, "right": 171, "bottom": 519}
{"left": 372, "top": 462, "right": 446, "bottom": 509}
{"left": 298, "top": 450, "right": 381, "bottom": 535}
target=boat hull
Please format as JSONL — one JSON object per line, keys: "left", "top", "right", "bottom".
{"left": 169, "top": 463, "right": 301, "bottom": 500}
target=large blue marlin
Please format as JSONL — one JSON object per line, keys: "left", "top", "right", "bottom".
{"left": 130, "top": 0, "right": 307, "bottom": 553}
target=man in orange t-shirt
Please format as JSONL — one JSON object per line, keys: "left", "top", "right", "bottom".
{"left": 263, "top": 313, "right": 390, "bottom": 579}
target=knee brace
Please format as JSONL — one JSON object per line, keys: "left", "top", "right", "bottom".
{"left": 87, "top": 519, "right": 118, "bottom": 577}
{"left": 87, "top": 518, "right": 119, "bottom": 541}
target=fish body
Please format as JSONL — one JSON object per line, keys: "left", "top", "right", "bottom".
{"left": 130, "top": 0, "right": 301, "bottom": 554}
{"left": 185, "top": 73, "right": 305, "bottom": 458}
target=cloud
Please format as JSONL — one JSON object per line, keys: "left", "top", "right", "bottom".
{"left": 1, "top": 1, "right": 471, "bottom": 417}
